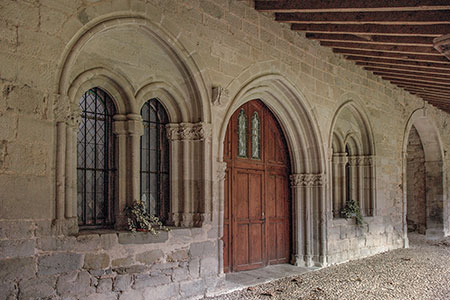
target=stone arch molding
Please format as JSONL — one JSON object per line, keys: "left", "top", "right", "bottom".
{"left": 402, "top": 108, "right": 447, "bottom": 242}
{"left": 328, "top": 99, "right": 377, "bottom": 218}
{"left": 215, "top": 66, "right": 328, "bottom": 268}
{"left": 53, "top": 13, "right": 214, "bottom": 231}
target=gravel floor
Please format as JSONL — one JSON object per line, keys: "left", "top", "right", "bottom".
{"left": 206, "top": 233, "right": 450, "bottom": 300}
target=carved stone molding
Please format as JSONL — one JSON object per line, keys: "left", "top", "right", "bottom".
{"left": 359, "top": 155, "right": 374, "bottom": 166}
{"left": 290, "top": 173, "right": 326, "bottom": 187}
{"left": 166, "top": 122, "right": 212, "bottom": 141}
{"left": 53, "top": 94, "right": 71, "bottom": 123}
{"left": 332, "top": 153, "right": 348, "bottom": 164}
{"left": 211, "top": 86, "right": 229, "bottom": 106}
{"left": 216, "top": 161, "right": 227, "bottom": 182}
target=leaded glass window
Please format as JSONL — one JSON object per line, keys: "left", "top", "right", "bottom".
{"left": 237, "top": 109, "right": 247, "bottom": 158}
{"left": 140, "top": 99, "right": 169, "bottom": 222}
{"left": 77, "top": 88, "right": 116, "bottom": 227}
{"left": 251, "top": 112, "right": 260, "bottom": 159}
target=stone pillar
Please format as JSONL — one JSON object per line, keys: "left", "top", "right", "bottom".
{"left": 216, "top": 161, "right": 227, "bottom": 274}
{"left": 166, "top": 122, "right": 211, "bottom": 227}
{"left": 290, "top": 173, "right": 326, "bottom": 267}
{"left": 332, "top": 153, "right": 348, "bottom": 217}
{"left": 126, "top": 114, "right": 144, "bottom": 205}
{"left": 425, "top": 160, "right": 445, "bottom": 238}
{"left": 56, "top": 121, "right": 66, "bottom": 220}
{"left": 113, "top": 115, "right": 128, "bottom": 229}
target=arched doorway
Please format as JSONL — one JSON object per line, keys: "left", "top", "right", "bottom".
{"left": 223, "top": 100, "right": 291, "bottom": 272}
{"left": 403, "top": 109, "right": 446, "bottom": 241}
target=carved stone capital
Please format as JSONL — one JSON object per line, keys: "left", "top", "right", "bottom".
{"left": 360, "top": 155, "right": 374, "bottom": 166}
{"left": 67, "top": 102, "right": 81, "bottom": 128}
{"left": 53, "top": 94, "right": 71, "bottom": 123}
{"left": 290, "top": 173, "right": 326, "bottom": 187}
{"left": 211, "top": 86, "right": 230, "bottom": 106}
{"left": 166, "top": 122, "right": 212, "bottom": 141}
{"left": 126, "top": 114, "right": 144, "bottom": 136}
{"left": 332, "top": 153, "right": 348, "bottom": 164}
{"left": 216, "top": 161, "right": 227, "bottom": 182}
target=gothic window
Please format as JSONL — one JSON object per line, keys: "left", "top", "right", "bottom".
{"left": 140, "top": 99, "right": 170, "bottom": 222}
{"left": 237, "top": 109, "right": 247, "bottom": 158}
{"left": 77, "top": 88, "right": 116, "bottom": 227}
{"left": 251, "top": 112, "right": 260, "bottom": 159}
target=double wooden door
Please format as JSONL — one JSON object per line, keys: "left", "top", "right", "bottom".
{"left": 223, "top": 100, "right": 291, "bottom": 273}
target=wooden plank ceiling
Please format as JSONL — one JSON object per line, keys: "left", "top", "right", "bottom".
{"left": 255, "top": 0, "right": 450, "bottom": 113}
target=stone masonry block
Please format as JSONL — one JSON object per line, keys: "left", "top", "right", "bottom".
{"left": 113, "top": 274, "right": 132, "bottom": 292}
{"left": 112, "top": 256, "right": 134, "bottom": 268}
{"left": 135, "top": 249, "right": 163, "bottom": 265}
{"left": 0, "top": 239, "right": 35, "bottom": 259}
{"left": 143, "top": 283, "right": 180, "bottom": 300}
{"left": 119, "top": 289, "right": 144, "bottom": 300}
{"left": 0, "top": 257, "right": 35, "bottom": 282}
{"left": 96, "top": 278, "right": 113, "bottom": 294}
{"left": 56, "top": 271, "right": 94, "bottom": 297}
{"left": 0, "top": 220, "right": 34, "bottom": 239}
{"left": 117, "top": 231, "right": 168, "bottom": 244}
{"left": 189, "top": 241, "right": 216, "bottom": 258}
{"left": 83, "top": 253, "right": 110, "bottom": 270}
{"left": 200, "top": 257, "right": 218, "bottom": 277}
{"left": 133, "top": 274, "right": 171, "bottom": 290}
{"left": 167, "top": 248, "right": 189, "bottom": 262}
{"left": 0, "top": 280, "right": 17, "bottom": 300}
{"left": 19, "top": 275, "right": 57, "bottom": 300}
{"left": 180, "top": 278, "right": 206, "bottom": 298}
{"left": 38, "top": 253, "right": 83, "bottom": 276}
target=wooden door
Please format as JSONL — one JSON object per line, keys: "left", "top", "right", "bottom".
{"left": 223, "top": 100, "right": 291, "bottom": 273}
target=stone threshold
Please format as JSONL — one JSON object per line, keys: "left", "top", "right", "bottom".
{"left": 207, "top": 264, "right": 319, "bottom": 298}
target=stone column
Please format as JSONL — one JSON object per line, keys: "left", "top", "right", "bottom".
{"left": 332, "top": 153, "right": 348, "bottom": 217}
{"left": 113, "top": 115, "right": 128, "bottom": 229}
{"left": 126, "top": 114, "right": 144, "bottom": 205}
{"left": 56, "top": 121, "right": 66, "bottom": 221}
{"left": 216, "top": 161, "right": 227, "bottom": 274}
{"left": 290, "top": 173, "right": 326, "bottom": 267}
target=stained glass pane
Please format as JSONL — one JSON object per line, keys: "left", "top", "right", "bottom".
{"left": 251, "top": 112, "right": 260, "bottom": 159}
{"left": 237, "top": 109, "right": 247, "bottom": 158}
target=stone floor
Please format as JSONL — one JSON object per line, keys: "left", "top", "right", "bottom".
{"left": 205, "top": 233, "right": 450, "bottom": 299}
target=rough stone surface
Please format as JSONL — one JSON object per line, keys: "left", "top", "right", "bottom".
{"left": 118, "top": 231, "right": 169, "bottom": 244}
{"left": 0, "top": 257, "right": 35, "bottom": 281}
{"left": 113, "top": 274, "right": 132, "bottom": 292}
{"left": 56, "top": 271, "right": 93, "bottom": 297}
{"left": 83, "top": 253, "right": 110, "bottom": 270}
{"left": 38, "top": 253, "right": 83, "bottom": 276}
{"left": 135, "top": 249, "right": 163, "bottom": 265}
{"left": 18, "top": 275, "right": 57, "bottom": 300}
{"left": 133, "top": 273, "right": 171, "bottom": 290}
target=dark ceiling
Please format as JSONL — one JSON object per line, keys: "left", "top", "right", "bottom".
{"left": 255, "top": 0, "right": 450, "bottom": 113}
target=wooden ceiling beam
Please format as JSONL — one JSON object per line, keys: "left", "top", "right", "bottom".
{"left": 306, "top": 33, "right": 435, "bottom": 46}
{"left": 291, "top": 24, "right": 449, "bottom": 36}
{"left": 255, "top": 1, "right": 450, "bottom": 13}
{"left": 401, "top": 86, "right": 450, "bottom": 96}
{"left": 355, "top": 61, "right": 450, "bottom": 73}
{"left": 374, "top": 73, "right": 450, "bottom": 85}
{"left": 344, "top": 52, "right": 450, "bottom": 70}
{"left": 408, "top": 90, "right": 450, "bottom": 99}
{"left": 334, "top": 49, "right": 450, "bottom": 63}
{"left": 387, "top": 79, "right": 450, "bottom": 91}
{"left": 276, "top": 10, "right": 450, "bottom": 25}
{"left": 321, "top": 41, "right": 439, "bottom": 55}
{"left": 363, "top": 66, "right": 450, "bottom": 78}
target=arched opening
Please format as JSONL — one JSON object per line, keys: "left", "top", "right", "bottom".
{"left": 223, "top": 100, "right": 291, "bottom": 272}
{"left": 330, "top": 102, "right": 375, "bottom": 218}
{"left": 404, "top": 109, "right": 446, "bottom": 240}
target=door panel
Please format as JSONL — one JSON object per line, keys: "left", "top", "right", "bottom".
{"left": 223, "top": 100, "right": 291, "bottom": 273}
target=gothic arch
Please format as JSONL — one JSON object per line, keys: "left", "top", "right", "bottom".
{"left": 216, "top": 66, "right": 327, "bottom": 268}
{"left": 402, "top": 108, "right": 447, "bottom": 243}
{"left": 55, "top": 13, "right": 211, "bottom": 123}
{"left": 328, "top": 100, "right": 376, "bottom": 218}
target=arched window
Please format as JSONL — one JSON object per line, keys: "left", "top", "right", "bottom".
{"left": 140, "top": 99, "right": 170, "bottom": 222}
{"left": 77, "top": 88, "right": 116, "bottom": 227}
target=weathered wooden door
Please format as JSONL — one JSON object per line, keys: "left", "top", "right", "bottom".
{"left": 223, "top": 100, "right": 291, "bottom": 273}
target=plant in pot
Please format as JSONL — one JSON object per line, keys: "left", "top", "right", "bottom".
{"left": 341, "top": 199, "right": 365, "bottom": 225}
{"left": 124, "top": 197, "right": 169, "bottom": 235}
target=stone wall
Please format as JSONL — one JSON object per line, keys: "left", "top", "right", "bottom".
{"left": 0, "top": 0, "right": 449, "bottom": 299}
{"left": 0, "top": 220, "right": 220, "bottom": 300}
{"left": 406, "top": 126, "right": 427, "bottom": 234}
